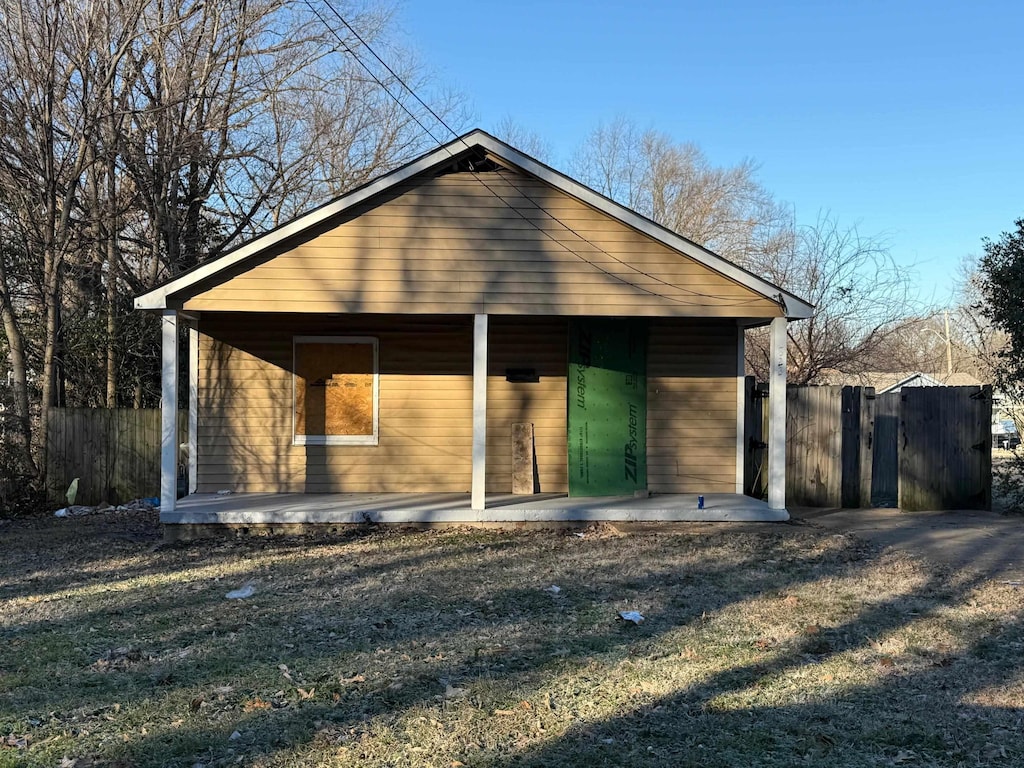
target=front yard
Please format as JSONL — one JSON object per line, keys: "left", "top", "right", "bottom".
{"left": 1, "top": 513, "right": 1021, "bottom": 767}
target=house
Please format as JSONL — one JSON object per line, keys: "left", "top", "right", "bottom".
{"left": 818, "top": 370, "right": 983, "bottom": 394}
{"left": 135, "top": 130, "right": 813, "bottom": 529}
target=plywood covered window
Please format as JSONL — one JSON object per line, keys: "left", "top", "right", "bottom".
{"left": 293, "top": 336, "right": 378, "bottom": 445}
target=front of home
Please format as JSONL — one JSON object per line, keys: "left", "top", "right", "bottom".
{"left": 136, "top": 130, "right": 812, "bottom": 527}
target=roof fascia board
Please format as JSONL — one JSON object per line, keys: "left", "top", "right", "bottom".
{"left": 135, "top": 141, "right": 474, "bottom": 310}
{"left": 475, "top": 133, "right": 813, "bottom": 320}
{"left": 137, "top": 128, "right": 814, "bottom": 319}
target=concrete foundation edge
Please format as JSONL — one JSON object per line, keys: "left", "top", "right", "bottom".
{"left": 161, "top": 506, "right": 790, "bottom": 526}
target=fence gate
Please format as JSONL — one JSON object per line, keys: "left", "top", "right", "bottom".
{"left": 870, "top": 392, "right": 900, "bottom": 507}
{"left": 783, "top": 385, "right": 874, "bottom": 508}
{"left": 785, "top": 386, "right": 843, "bottom": 506}
{"left": 745, "top": 383, "right": 991, "bottom": 511}
{"left": 899, "top": 386, "right": 992, "bottom": 511}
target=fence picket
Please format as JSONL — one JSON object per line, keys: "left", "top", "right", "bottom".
{"left": 746, "top": 384, "right": 991, "bottom": 511}
{"left": 46, "top": 408, "right": 187, "bottom": 506}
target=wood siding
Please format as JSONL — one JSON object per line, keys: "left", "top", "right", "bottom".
{"left": 197, "top": 313, "right": 740, "bottom": 495}
{"left": 646, "top": 319, "right": 738, "bottom": 493}
{"left": 485, "top": 317, "right": 568, "bottom": 493}
{"left": 197, "top": 314, "right": 473, "bottom": 493}
{"left": 181, "top": 170, "right": 780, "bottom": 318}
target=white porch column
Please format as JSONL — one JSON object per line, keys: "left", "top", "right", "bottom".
{"left": 735, "top": 325, "right": 746, "bottom": 494}
{"left": 471, "top": 314, "right": 488, "bottom": 510}
{"left": 768, "top": 316, "right": 787, "bottom": 511}
{"left": 160, "top": 309, "right": 179, "bottom": 513}
{"left": 188, "top": 321, "right": 199, "bottom": 494}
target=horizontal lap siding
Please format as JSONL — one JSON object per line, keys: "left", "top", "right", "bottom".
{"left": 197, "top": 314, "right": 473, "bottom": 493}
{"left": 485, "top": 317, "right": 568, "bottom": 493}
{"left": 647, "top": 320, "right": 738, "bottom": 493}
{"left": 182, "top": 171, "right": 778, "bottom": 318}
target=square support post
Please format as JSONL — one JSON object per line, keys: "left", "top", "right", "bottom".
{"left": 188, "top": 321, "right": 199, "bottom": 494}
{"left": 471, "top": 314, "right": 488, "bottom": 510}
{"left": 160, "top": 309, "right": 179, "bottom": 513}
{"left": 768, "top": 316, "right": 787, "bottom": 512}
{"left": 735, "top": 324, "right": 746, "bottom": 494}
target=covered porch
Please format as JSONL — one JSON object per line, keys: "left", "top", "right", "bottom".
{"left": 138, "top": 130, "right": 809, "bottom": 528}
{"left": 157, "top": 312, "right": 792, "bottom": 524}
{"left": 163, "top": 491, "right": 785, "bottom": 526}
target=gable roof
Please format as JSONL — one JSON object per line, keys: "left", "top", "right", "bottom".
{"left": 135, "top": 129, "right": 813, "bottom": 319}
{"left": 818, "top": 370, "right": 985, "bottom": 393}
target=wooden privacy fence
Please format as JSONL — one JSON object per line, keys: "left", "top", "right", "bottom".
{"left": 46, "top": 408, "right": 186, "bottom": 507}
{"left": 745, "top": 382, "right": 992, "bottom": 511}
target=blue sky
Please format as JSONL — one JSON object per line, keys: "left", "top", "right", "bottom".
{"left": 398, "top": 0, "right": 1022, "bottom": 306}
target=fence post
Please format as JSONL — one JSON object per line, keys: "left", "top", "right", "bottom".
{"left": 840, "top": 387, "right": 860, "bottom": 508}
{"left": 859, "top": 388, "right": 875, "bottom": 508}
{"left": 743, "top": 377, "right": 767, "bottom": 498}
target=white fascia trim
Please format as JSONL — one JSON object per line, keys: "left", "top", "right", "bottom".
{"left": 470, "top": 134, "right": 814, "bottom": 320}
{"left": 136, "top": 129, "right": 814, "bottom": 319}
{"left": 134, "top": 143, "right": 475, "bottom": 310}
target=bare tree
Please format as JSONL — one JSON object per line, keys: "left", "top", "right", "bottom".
{"left": 570, "top": 117, "right": 793, "bottom": 265}
{"left": 490, "top": 116, "right": 553, "bottom": 163}
{"left": 570, "top": 121, "right": 919, "bottom": 383}
{"left": 745, "top": 215, "right": 919, "bottom": 384}
{"left": 569, "top": 117, "right": 646, "bottom": 212}
{"left": 0, "top": 0, "right": 147, "bottom": 474}
{"left": 0, "top": 0, "right": 469, "bottom": 495}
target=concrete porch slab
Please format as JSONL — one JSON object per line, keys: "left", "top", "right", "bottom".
{"left": 163, "top": 492, "right": 787, "bottom": 526}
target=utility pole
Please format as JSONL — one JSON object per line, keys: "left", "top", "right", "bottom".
{"left": 943, "top": 310, "right": 952, "bottom": 377}
{"left": 923, "top": 312, "right": 954, "bottom": 378}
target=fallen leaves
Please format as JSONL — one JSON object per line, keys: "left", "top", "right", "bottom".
{"left": 3, "top": 734, "right": 29, "bottom": 749}
{"left": 242, "top": 697, "right": 271, "bottom": 712}
{"left": 6, "top": 515, "right": 1024, "bottom": 768}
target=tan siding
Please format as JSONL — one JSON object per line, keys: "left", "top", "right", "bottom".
{"left": 646, "top": 319, "right": 738, "bottom": 493}
{"left": 485, "top": 317, "right": 568, "bottom": 493}
{"left": 182, "top": 169, "right": 779, "bottom": 317}
{"left": 197, "top": 314, "right": 473, "bottom": 493}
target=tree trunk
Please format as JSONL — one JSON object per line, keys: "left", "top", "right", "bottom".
{"left": 105, "top": 156, "right": 119, "bottom": 407}
{"left": 0, "top": 258, "right": 36, "bottom": 475}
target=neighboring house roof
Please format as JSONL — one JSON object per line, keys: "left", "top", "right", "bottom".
{"left": 135, "top": 129, "right": 814, "bottom": 319}
{"left": 818, "top": 370, "right": 985, "bottom": 393}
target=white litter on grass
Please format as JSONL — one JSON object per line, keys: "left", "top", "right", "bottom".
{"left": 618, "top": 610, "right": 645, "bottom": 624}
{"left": 66, "top": 477, "right": 80, "bottom": 505}
{"left": 544, "top": 585, "right": 562, "bottom": 594}
{"left": 225, "top": 583, "right": 256, "bottom": 600}
{"left": 53, "top": 505, "right": 92, "bottom": 518}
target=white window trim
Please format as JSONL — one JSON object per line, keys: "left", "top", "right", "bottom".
{"left": 292, "top": 335, "right": 379, "bottom": 446}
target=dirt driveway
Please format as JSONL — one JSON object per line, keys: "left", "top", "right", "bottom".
{"left": 794, "top": 506, "right": 1024, "bottom": 581}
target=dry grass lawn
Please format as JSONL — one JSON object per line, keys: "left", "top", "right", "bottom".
{"left": 1, "top": 512, "right": 1022, "bottom": 767}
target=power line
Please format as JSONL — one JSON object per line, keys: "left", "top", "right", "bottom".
{"left": 301, "top": 0, "right": 771, "bottom": 309}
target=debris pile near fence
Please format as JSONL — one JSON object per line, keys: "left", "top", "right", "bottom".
{"left": 46, "top": 408, "right": 186, "bottom": 507}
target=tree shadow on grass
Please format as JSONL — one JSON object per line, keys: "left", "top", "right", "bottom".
{"left": 2, "top": 523, "right": 1021, "bottom": 767}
